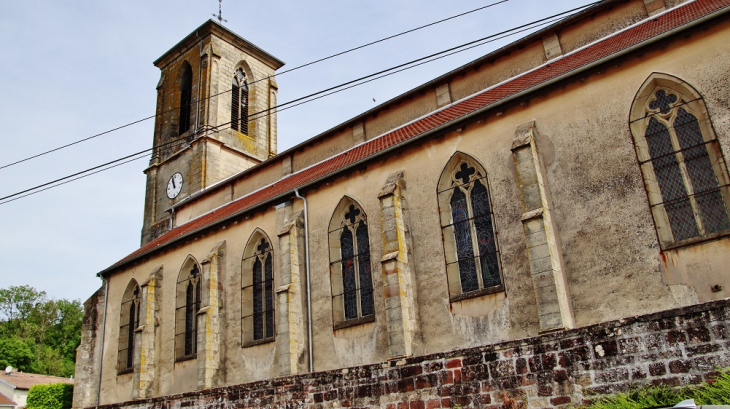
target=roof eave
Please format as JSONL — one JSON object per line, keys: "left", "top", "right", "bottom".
{"left": 153, "top": 19, "right": 285, "bottom": 70}
{"left": 100, "top": 1, "right": 730, "bottom": 277}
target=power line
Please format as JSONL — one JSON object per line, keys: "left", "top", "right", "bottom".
{"left": 221, "top": 3, "right": 597, "bottom": 128}
{"left": 0, "top": 0, "right": 511, "bottom": 171}
{"left": 0, "top": 2, "right": 597, "bottom": 205}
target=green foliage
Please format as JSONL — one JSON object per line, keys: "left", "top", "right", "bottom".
{"left": 586, "top": 369, "right": 730, "bottom": 409}
{"left": 26, "top": 383, "right": 74, "bottom": 409}
{"left": 0, "top": 286, "right": 83, "bottom": 377}
{"left": 0, "top": 336, "right": 36, "bottom": 372}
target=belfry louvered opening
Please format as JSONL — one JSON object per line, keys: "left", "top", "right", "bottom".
{"left": 231, "top": 68, "right": 249, "bottom": 135}
{"left": 178, "top": 63, "right": 193, "bottom": 136}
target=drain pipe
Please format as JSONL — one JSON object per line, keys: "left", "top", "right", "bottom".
{"left": 293, "top": 188, "right": 313, "bottom": 372}
{"left": 96, "top": 277, "right": 109, "bottom": 406}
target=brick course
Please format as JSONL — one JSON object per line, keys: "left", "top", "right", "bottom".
{"left": 94, "top": 299, "right": 730, "bottom": 409}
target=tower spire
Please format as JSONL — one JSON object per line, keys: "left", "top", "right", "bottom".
{"left": 213, "top": 0, "right": 228, "bottom": 24}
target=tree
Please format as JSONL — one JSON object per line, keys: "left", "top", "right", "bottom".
{"left": 0, "top": 286, "right": 46, "bottom": 335}
{"left": 0, "top": 286, "right": 83, "bottom": 377}
{"left": 0, "top": 336, "right": 36, "bottom": 372}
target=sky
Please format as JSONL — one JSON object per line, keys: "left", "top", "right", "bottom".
{"left": 0, "top": 0, "right": 590, "bottom": 302}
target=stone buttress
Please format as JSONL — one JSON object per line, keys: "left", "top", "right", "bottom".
{"left": 511, "top": 121, "right": 575, "bottom": 331}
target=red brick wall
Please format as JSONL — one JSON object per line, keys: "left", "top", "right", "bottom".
{"left": 96, "top": 299, "right": 730, "bottom": 409}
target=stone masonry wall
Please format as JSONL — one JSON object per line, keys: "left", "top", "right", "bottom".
{"left": 93, "top": 299, "right": 730, "bottom": 409}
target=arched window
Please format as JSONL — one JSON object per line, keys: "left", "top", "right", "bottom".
{"left": 328, "top": 198, "right": 374, "bottom": 329}
{"left": 629, "top": 74, "right": 730, "bottom": 249}
{"left": 179, "top": 63, "right": 193, "bottom": 135}
{"left": 231, "top": 68, "right": 249, "bottom": 135}
{"left": 117, "top": 280, "right": 140, "bottom": 373}
{"left": 438, "top": 153, "right": 502, "bottom": 300}
{"left": 241, "top": 231, "right": 275, "bottom": 346}
{"left": 175, "top": 257, "right": 201, "bottom": 360}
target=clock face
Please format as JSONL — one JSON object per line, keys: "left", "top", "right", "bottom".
{"left": 166, "top": 173, "right": 184, "bottom": 199}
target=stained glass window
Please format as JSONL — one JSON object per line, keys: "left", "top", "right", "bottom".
{"left": 242, "top": 236, "right": 275, "bottom": 345}
{"left": 639, "top": 88, "right": 730, "bottom": 246}
{"left": 330, "top": 202, "right": 375, "bottom": 328}
{"left": 439, "top": 158, "right": 502, "bottom": 299}
{"left": 175, "top": 260, "right": 200, "bottom": 360}
{"left": 118, "top": 281, "right": 140, "bottom": 373}
{"left": 231, "top": 69, "right": 249, "bottom": 134}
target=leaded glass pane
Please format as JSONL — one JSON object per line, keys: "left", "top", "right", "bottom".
{"left": 471, "top": 180, "right": 501, "bottom": 288}
{"left": 646, "top": 117, "right": 698, "bottom": 240}
{"left": 127, "top": 302, "right": 135, "bottom": 369}
{"left": 264, "top": 253, "right": 274, "bottom": 339}
{"left": 340, "top": 228, "right": 357, "bottom": 320}
{"left": 184, "top": 282, "right": 194, "bottom": 356}
{"left": 252, "top": 258, "right": 263, "bottom": 340}
{"left": 356, "top": 222, "right": 374, "bottom": 317}
{"left": 451, "top": 188, "right": 478, "bottom": 293}
{"left": 674, "top": 109, "right": 730, "bottom": 233}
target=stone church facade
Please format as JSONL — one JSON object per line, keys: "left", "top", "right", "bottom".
{"left": 74, "top": 0, "right": 730, "bottom": 407}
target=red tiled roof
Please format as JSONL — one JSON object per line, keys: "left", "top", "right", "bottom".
{"left": 0, "top": 393, "right": 15, "bottom": 406}
{"left": 1, "top": 372, "right": 73, "bottom": 390}
{"left": 102, "top": 0, "right": 730, "bottom": 275}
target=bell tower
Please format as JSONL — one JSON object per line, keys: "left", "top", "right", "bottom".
{"left": 141, "top": 20, "right": 284, "bottom": 245}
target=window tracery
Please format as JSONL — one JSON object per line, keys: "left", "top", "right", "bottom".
{"left": 438, "top": 155, "right": 502, "bottom": 300}
{"left": 329, "top": 200, "right": 374, "bottom": 328}
{"left": 117, "top": 280, "right": 140, "bottom": 373}
{"left": 629, "top": 75, "right": 730, "bottom": 248}
{"left": 175, "top": 258, "right": 201, "bottom": 360}
{"left": 241, "top": 232, "right": 275, "bottom": 346}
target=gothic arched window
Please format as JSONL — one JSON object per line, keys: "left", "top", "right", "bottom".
{"left": 231, "top": 68, "right": 249, "bottom": 135}
{"left": 175, "top": 257, "right": 201, "bottom": 360}
{"left": 179, "top": 62, "right": 193, "bottom": 135}
{"left": 438, "top": 153, "right": 503, "bottom": 300}
{"left": 629, "top": 74, "right": 730, "bottom": 249}
{"left": 328, "top": 198, "right": 374, "bottom": 329}
{"left": 241, "top": 231, "right": 275, "bottom": 346}
{"left": 117, "top": 280, "right": 140, "bottom": 374}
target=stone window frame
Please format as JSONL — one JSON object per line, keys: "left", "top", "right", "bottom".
{"left": 230, "top": 62, "right": 255, "bottom": 138}
{"left": 178, "top": 61, "right": 193, "bottom": 136}
{"left": 231, "top": 67, "right": 250, "bottom": 135}
{"left": 629, "top": 73, "right": 730, "bottom": 250}
{"left": 437, "top": 152, "right": 504, "bottom": 302}
{"left": 117, "top": 279, "right": 141, "bottom": 375}
{"left": 328, "top": 197, "right": 376, "bottom": 330}
{"left": 241, "top": 229, "right": 276, "bottom": 347}
{"left": 174, "top": 255, "right": 201, "bottom": 362}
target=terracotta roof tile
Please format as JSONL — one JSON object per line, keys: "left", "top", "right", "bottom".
{"left": 0, "top": 393, "right": 15, "bottom": 406}
{"left": 103, "top": 0, "right": 730, "bottom": 274}
{"left": 1, "top": 372, "right": 73, "bottom": 390}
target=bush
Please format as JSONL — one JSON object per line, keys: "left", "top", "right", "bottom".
{"left": 586, "top": 369, "right": 730, "bottom": 409}
{"left": 26, "top": 383, "right": 73, "bottom": 409}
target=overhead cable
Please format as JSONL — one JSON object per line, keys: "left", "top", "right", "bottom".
{"left": 0, "top": 0, "right": 511, "bottom": 171}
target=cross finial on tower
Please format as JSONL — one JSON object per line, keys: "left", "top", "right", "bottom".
{"left": 213, "top": 0, "right": 228, "bottom": 24}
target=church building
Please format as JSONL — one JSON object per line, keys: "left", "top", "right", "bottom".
{"left": 74, "top": 0, "right": 730, "bottom": 407}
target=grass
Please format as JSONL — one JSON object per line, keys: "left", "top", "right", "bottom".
{"left": 585, "top": 369, "right": 730, "bottom": 409}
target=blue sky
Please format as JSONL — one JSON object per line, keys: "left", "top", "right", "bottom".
{"left": 0, "top": 0, "right": 589, "bottom": 301}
